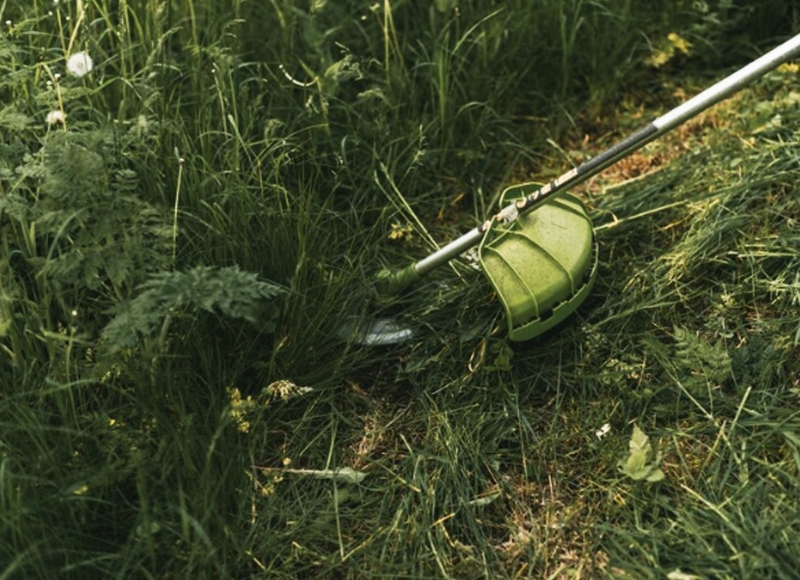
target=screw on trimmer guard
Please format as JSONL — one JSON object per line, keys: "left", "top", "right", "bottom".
{"left": 374, "top": 32, "right": 800, "bottom": 342}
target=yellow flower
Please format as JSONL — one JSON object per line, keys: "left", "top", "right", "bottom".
{"left": 388, "top": 223, "right": 414, "bottom": 241}
{"left": 227, "top": 387, "right": 255, "bottom": 433}
{"left": 646, "top": 33, "right": 693, "bottom": 68}
{"left": 667, "top": 32, "right": 692, "bottom": 56}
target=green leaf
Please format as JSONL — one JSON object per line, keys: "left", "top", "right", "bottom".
{"left": 629, "top": 424, "right": 652, "bottom": 455}
{"left": 619, "top": 424, "right": 665, "bottom": 482}
{"left": 0, "top": 108, "right": 32, "bottom": 131}
{"left": 673, "top": 326, "right": 732, "bottom": 390}
{"left": 485, "top": 341, "right": 513, "bottom": 372}
{"left": 102, "top": 266, "right": 284, "bottom": 353}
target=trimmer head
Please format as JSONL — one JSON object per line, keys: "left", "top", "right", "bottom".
{"left": 352, "top": 33, "right": 800, "bottom": 343}
{"left": 479, "top": 186, "right": 597, "bottom": 341}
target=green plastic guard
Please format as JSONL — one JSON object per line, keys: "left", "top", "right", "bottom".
{"left": 479, "top": 187, "right": 598, "bottom": 341}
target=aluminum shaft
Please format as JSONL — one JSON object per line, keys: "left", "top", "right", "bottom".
{"left": 406, "top": 32, "right": 800, "bottom": 279}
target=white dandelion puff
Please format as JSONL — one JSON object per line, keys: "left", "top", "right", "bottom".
{"left": 66, "top": 52, "right": 93, "bottom": 78}
{"left": 46, "top": 110, "right": 66, "bottom": 125}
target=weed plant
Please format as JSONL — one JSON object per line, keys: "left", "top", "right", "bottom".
{"left": 1, "top": 0, "right": 799, "bottom": 578}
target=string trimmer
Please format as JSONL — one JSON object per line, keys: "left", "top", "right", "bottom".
{"left": 352, "top": 32, "right": 800, "bottom": 345}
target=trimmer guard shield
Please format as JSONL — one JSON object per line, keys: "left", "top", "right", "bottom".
{"left": 479, "top": 188, "right": 597, "bottom": 341}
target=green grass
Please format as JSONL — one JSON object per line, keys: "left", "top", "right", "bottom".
{"left": 1, "top": 0, "right": 799, "bottom": 578}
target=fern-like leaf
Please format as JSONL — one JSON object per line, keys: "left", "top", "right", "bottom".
{"left": 673, "top": 326, "right": 732, "bottom": 390}
{"left": 102, "top": 266, "right": 284, "bottom": 353}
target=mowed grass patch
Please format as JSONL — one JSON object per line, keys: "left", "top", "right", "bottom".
{"left": 581, "top": 64, "right": 800, "bottom": 579}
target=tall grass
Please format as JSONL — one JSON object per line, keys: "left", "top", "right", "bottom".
{"left": 1, "top": 0, "right": 798, "bottom": 578}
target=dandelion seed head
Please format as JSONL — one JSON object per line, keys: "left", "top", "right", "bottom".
{"left": 66, "top": 51, "right": 93, "bottom": 78}
{"left": 54, "top": 72, "right": 61, "bottom": 81}
{"left": 46, "top": 110, "right": 66, "bottom": 125}
{"left": 5, "top": 20, "right": 11, "bottom": 26}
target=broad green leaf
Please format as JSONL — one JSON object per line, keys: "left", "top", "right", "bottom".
{"left": 624, "top": 448, "right": 648, "bottom": 476}
{"left": 629, "top": 424, "right": 652, "bottom": 455}
{"left": 619, "top": 424, "right": 665, "bottom": 482}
